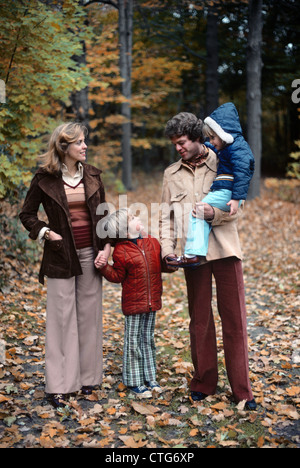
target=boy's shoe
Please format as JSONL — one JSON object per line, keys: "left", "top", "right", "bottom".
{"left": 128, "top": 385, "right": 152, "bottom": 399}
{"left": 146, "top": 381, "right": 162, "bottom": 393}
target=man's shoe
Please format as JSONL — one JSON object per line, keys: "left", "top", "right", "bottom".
{"left": 128, "top": 385, "right": 152, "bottom": 399}
{"left": 245, "top": 399, "right": 257, "bottom": 411}
{"left": 191, "top": 391, "right": 208, "bottom": 401}
{"left": 48, "top": 393, "right": 68, "bottom": 408}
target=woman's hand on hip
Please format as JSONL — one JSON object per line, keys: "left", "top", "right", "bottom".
{"left": 48, "top": 230, "right": 63, "bottom": 241}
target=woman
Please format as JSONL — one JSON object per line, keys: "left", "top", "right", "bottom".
{"left": 19, "top": 122, "right": 110, "bottom": 408}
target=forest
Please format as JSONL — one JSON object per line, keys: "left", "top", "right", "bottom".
{"left": 0, "top": 0, "right": 299, "bottom": 198}
{"left": 0, "top": 0, "right": 299, "bottom": 450}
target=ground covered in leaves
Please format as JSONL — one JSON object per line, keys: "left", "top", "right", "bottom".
{"left": 0, "top": 174, "right": 299, "bottom": 449}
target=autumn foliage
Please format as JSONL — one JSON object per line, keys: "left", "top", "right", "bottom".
{"left": 0, "top": 173, "right": 299, "bottom": 448}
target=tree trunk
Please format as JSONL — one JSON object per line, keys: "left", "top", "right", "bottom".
{"left": 70, "top": 42, "right": 90, "bottom": 145}
{"left": 247, "top": 0, "right": 263, "bottom": 199}
{"left": 119, "top": 0, "right": 133, "bottom": 190}
{"left": 205, "top": 7, "right": 219, "bottom": 116}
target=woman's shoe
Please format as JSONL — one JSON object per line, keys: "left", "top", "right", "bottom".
{"left": 191, "top": 391, "right": 208, "bottom": 401}
{"left": 48, "top": 393, "right": 68, "bottom": 408}
{"left": 128, "top": 385, "right": 152, "bottom": 399}
{"left": 81, "top": 385, "right": 96, "bottom": 395}
{"left": 245, "top": 399, "right": 257, "bottom": 411}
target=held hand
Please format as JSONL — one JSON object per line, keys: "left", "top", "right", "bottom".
{"left": 164, "top": 254, "right": 178, "bottom": 272}
{"left": 192, "top": 202, "right": 214, "bottom": 220}
{"left": 94, "top": 250, "right": 109, "bottom": 269}
{"left": 226, "top": 199, "right": 239, "bottom": 216}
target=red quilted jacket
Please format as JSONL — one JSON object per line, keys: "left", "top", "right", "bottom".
{"left": 100, "top": 236, "right": 162, "bottom": 316}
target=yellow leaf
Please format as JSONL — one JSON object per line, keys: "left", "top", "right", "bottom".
{"left": 132, "top": 401, "right": 160, "bottom": 415}
{"left": 119, "top": 435, "right": 148, "bottom": 448}
{"left": 211, "top": 402, "right": 227, "bottom": 411}
{"left": 286, "top": 386, "right": 300, "bottom": 397}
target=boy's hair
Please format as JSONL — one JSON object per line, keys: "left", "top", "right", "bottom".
{"left": 165, "top": 112, "right": 204, "bottom": 142}
{"left": 103, "top": 208, "right": 129, "bottom": 243}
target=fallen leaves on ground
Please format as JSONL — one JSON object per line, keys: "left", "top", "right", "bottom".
{"left": 0, "top": 174, "right": 299, "bottom": 448}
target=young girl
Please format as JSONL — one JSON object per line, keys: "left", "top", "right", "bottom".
{"left": 95, "top": 208, "right": 163, "bottom": 398}
{"left": 171, "top": 102, "right": 255, "bottom": 266}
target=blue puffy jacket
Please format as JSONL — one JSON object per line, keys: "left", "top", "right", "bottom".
{"left": 204, "top": 102, "right": 255, "bottom": 200}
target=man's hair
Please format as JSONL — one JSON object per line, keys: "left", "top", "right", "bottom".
{"left": 165, "top": 112, "right": 204, "bottom": 142}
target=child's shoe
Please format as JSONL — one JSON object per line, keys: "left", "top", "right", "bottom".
{"left": 146, "top": 381, "right": 162, "bottom": 393}
{"left": 128, "top": 385, "right": 152, "bottom": 399}
{"left": 166, "top": 255, "right": 201, "bottom": 268}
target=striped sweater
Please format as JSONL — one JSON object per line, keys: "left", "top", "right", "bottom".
{"left": 64, "top": 179, "right": 93, "bottom": 249}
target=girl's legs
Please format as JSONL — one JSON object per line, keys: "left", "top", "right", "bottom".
{"left": 184, "top": 189, "right": 233, "bottom": 257}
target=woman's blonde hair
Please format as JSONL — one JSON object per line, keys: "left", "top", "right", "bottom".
{"left": 39, "top": 122, "right": 88, "bottom": 174}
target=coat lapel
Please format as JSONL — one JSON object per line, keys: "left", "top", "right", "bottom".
{"left": 38, "top": 173, "right": 70, "bottom": 216}
{"left": 37, "top": 164, "right": 103, "bottom": 210}
{"left": 82, "top": 165, "right": 102, "bottom": 201}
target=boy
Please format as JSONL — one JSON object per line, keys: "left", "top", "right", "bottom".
{"left": 95, "top": 209, "right": 163, "bottom": 398}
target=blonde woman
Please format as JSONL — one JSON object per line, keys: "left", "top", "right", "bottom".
{"left": 20, "top": 122, "right": 110, "bottom": 408}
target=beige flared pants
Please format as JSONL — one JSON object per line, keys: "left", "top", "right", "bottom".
{"left": 45, "top": 247, "right": 103, "bottom": 394}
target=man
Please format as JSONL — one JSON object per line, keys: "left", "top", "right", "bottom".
{"left": 159, "top": 112, "right": 256, "bottom": 410}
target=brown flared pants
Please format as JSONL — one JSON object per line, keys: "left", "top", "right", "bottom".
{"left": 45, "top": 247, "right": 103, "bottom": 394}
{"left": 185, "top": 257, "right": 254, "bottom": 402}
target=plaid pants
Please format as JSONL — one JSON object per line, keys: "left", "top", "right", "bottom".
{"left": 123, "top": 311, "right": 157, "bottom": 387}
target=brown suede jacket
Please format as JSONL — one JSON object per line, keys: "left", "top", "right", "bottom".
{"left": 19, "top": 163, "right": 108, "bottom": 284}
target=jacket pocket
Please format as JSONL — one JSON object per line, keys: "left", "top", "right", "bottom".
{"left": 47, "top": 238, "right": 68, "bottom": 266}
{"left": 170, "top": 190, "right": 187, "bottom": 203}
{"left": 171, "top": 190, "right": 192, "bottom": 217}
{"left": 48, "top": 239, "right": 63, "bottom": 251}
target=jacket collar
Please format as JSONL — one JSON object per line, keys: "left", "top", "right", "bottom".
{"left": 36, "top": 163, "right": 103, "bottom": 213}
{"left": 169, "top": 148, "right": 217, "bottom": 174}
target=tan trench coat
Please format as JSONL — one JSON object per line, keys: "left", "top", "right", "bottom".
{"left": 159, "top": 149, "right": 243, "bottom": 262}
